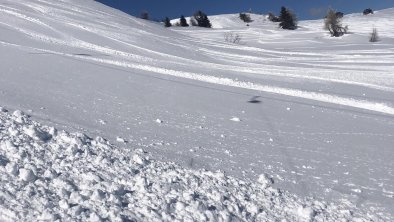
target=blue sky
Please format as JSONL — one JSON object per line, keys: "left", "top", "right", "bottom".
{"left": 96, "top": 0, "right": 394, "bottom": 21}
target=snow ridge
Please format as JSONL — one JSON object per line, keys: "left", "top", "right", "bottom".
{"left": 0, "top": 108, "right": 390, "bottom": 221}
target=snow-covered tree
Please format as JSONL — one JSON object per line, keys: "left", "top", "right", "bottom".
{"left": 279, "top": 7, "right": 297, "bottom": 30}
{"left": 193, "top": 10, "right": 212, "bottom": 28}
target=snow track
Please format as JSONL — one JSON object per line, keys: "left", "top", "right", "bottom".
{"left": 2, "top": 39, "right": 393, "bottom": 115}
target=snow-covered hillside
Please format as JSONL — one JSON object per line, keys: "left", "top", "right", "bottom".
{"left": 1, "top": 0, "right": 393, "bottom": 220}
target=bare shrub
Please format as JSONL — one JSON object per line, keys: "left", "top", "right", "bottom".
{"left": 267, "top": 12, "right": 280, "bottom": 22}
{"left": 324, "top": 8, "right": 347, "bottom": 37}
{"left": 370, "top": 28, "right": 379, "bottom": 42}
{"left": 224, "top": 32, "right": 242, "bottom": 44}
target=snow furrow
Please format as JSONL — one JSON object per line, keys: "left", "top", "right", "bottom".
{"left": 64, "top": 54, "right": 394, "bottom": 116}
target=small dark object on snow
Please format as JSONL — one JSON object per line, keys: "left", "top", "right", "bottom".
{"left": 248, "top": 96, "right": 261, "bottom": 104}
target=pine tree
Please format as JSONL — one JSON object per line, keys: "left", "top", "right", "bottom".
{"left": 239, "top": 13, "right": 252, "bottom": 23}
{"left": 279, "top": 7, "right": 297, "bottom": 30}
{"left": 180, "top": 15, "right": 189, "bottom": 27}
{"left": 140, "top": 11, "right": 149, "bottom": 20}
{"left": 363, "top": 8, "right": 373, "bottom": 15}
{"left": 193, "top": 10, "right": 212, "bottom": 28}
{"left": 164, "top": 17, "right": 172, "bottom": 27}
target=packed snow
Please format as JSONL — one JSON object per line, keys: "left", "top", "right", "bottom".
{"left": 1, "top": 0, "right": 394, "bottom": 220}
{"left": 0, "top": 108, "right": 390, "bottom": 221}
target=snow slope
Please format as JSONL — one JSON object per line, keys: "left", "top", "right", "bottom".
{"left": 1, "top": 0, "right": 394, "bottom": 220}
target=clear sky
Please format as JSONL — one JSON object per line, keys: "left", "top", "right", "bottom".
{"left": 96, "top": 0, "right": 394, "bottom": 21}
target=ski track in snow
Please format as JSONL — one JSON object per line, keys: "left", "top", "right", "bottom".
{"left": 0, "top": 108, "right": 391, "bottom": 221}
{"left": 1, "top": 40, "right": 394, "bottom": 116}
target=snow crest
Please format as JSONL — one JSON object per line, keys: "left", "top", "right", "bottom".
{"left": 0, "top": 108, "right": 389, "bottom": 221}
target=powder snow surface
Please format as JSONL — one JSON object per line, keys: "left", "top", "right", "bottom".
{"left": 0, "top": 108, "right": 390, "bottom": 221}
{"left": 1, "top": 0, "right": 394, "bottom": 220}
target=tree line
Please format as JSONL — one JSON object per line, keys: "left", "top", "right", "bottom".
{"left": 142, "top": 7, "right": 379, "bottom": 41}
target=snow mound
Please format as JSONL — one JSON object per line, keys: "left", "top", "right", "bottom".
{"left": 0, "top": 108, "right": 389, "bottom": 221}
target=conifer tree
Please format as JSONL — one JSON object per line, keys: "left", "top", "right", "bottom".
{"left": 164, "top": 17, "right": 172, "bottom": 27}
{"left": 193, "top": 10, "right": 212, "bottom": 28}
{"left": 279, "top": 7, "right": 297, "bottom": 30}
{"left": 239, "top": 13, "right": 252, "bottom": 23}
{"left": 180, "top": 15, "right": 189, "bottom": 27}
{"left": 140, "top": 11, "right": 149, "bottom": 20}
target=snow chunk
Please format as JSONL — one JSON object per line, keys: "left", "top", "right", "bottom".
{"left": 132, "top": 154, "right": 146, "bottom": 165}
{"left": 6, "top": 162, "right": 19, "bottom": 176}
{"left": 230, "top": 117, "right": 241, "bottom": 122}
{"left": 116, "top": 136, "right": 126, "bottom": 143}
{"left": 23, "top": 125, "right": 51, "bottom": 141}
{"left": 19, "top": 168, "right": 36, "bottom": 182}
{"left": 69, "top": 192, "right": 85, "bottom": 204}
{"left": 257, "top": 173, "right": 274, "bottom": 188}
{"left": 297, "top": 206, "right": 315, "bottom": 220}
{"left": 12, "top": 110, "right": 26, "bottom": 124}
